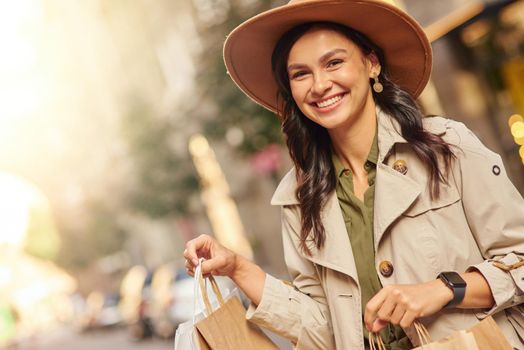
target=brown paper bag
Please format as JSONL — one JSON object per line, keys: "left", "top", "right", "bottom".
{"left": 370, "top": 326, "right": 479, "bottom": 350}
{"left": 410, "top": 316, "right": 512, "bottom": 350}
{"left": 194, "top": 275, "right": 278, "bottom": 350}
{"left": 467, "top": 316, "right": 513, "bottom": 350}
{"left": 411, "top": 324, "right": 479, "bottom": 350}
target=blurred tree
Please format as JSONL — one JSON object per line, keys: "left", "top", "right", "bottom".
{"left": 57, "top": 198, "right": 127, "bottom": 269}
{"left": 190, "top": 0, "right": 285, "bottom": 155}
{"left": 122, "top": 98, "right": 199, "bottom": 218}
{"left": 24, "top": 206, "right": 61, "bottom": 260}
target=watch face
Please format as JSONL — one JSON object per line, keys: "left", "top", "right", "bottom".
{"left": 442, "top": 272, "right": 466, "bottom": 288}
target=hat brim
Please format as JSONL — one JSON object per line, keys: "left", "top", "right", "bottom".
{"left": 223, "top": 0, "right": 432, "bottom": 114}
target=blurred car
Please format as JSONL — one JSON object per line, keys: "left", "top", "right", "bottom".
{"left": 119, "top": 265, "right": 154, "bottom": 340}
{"left": 75, "top": 291, "right": 122, "bottom": 331}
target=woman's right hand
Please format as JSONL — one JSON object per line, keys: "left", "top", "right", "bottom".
{"left": 185, "top": 234, "right": 266, "bottom": 306}
{"left": 183, "top": 234, "right": 238, "bottom": 278}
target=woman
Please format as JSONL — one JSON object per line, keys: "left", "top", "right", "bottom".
{"left": 184, "top": 0, "right": 524, "bottom": 349}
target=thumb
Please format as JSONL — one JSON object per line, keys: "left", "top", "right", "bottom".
{"left": 200, "top": 256, "right": 226, "bottom": 276}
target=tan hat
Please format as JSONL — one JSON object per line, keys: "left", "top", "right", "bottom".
{"left": 223, "top": 0, "right": 432, "bottom": 114}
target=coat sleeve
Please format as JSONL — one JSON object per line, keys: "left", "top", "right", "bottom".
{"left": 246, "top": 205, "right": 335, "bottom": 349}
{"left": 448, "top": 121, "right": 524, "bottom": 316}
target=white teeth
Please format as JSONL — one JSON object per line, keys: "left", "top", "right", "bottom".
{"left": 316, "top": 95, "right": 342, "bottom": 108}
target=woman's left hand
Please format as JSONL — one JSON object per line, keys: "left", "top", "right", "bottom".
{"left": 364, "top": 280, "right": 453, "bottom": 332}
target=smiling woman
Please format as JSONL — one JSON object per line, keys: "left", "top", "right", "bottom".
{"left": 286, "top": 28, "right": 376, "bottom": 131}
{"left": 184, "top": 0, "right": 524, "bottom": 349}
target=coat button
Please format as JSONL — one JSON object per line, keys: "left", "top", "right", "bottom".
{"left": 393, "top": 160, "right": 408, "bottom": 174}
{"left": 379, "top": 261, "right": 394, "bottom": 277}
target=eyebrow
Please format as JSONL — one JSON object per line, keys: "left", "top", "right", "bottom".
{"left": 287, "top": 48, "right": 347, "bottom": 71}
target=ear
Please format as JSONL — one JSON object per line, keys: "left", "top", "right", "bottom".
{"left": 367, "top": 51, "right": 381, "bottom": 77}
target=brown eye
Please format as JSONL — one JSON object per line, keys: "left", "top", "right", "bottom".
{"left": 327, "top": 59, "right": 343, "bottom": 68}
{"left": 290, "top": 71, "right": 308, "bottom": 79}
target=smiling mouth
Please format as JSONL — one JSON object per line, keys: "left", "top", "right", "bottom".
{"left": 314, "top": 93, "right": 346, "bottom": 109}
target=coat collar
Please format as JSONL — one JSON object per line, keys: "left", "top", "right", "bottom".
{"left": 270, "top": 106, "right": 425, "bottom": 205}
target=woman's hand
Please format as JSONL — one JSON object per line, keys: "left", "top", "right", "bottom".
{"left": 183, "top": 234, "right": 238, "bottom": 278}
{"left": 183, "top": 234, "right": 267, "bottom": 305}
{"left": 364, "top": 280, "right": 453, "bottom": 332}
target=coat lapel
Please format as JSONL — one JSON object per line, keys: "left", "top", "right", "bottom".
{"left": 271, "top": 170, "right": 359, "bottom": 283}
{"left": 374, "top": 163, "right": 421, "bottom": 249}
{"left": 373, "top": 108, "right": 421, "bottom": 249}
{"left": 307, "top": 193, "right": 358, "bottom": 281}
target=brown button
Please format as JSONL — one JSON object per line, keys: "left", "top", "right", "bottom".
{"left": 393, "top": 159, "right": 408, "bottom": 175}
{"left": 379, "top": 261, "right": 394, "bottom": 277}
{"left": 343, "top": 169, "right": 351, "bottom": 177}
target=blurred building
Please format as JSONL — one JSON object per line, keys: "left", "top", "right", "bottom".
{"left": 405, "top": 0, "right": 524, "bottom": 188}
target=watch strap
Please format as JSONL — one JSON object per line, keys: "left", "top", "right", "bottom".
{"left": 438, "top": 272, "right": 466, "bottom": 309}
{"left": 444, "top": 283, "right": 466, "bottom": 308}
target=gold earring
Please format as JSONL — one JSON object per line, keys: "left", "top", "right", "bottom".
{"left": 373, "top": 73, "right": 383, "bottom": 93}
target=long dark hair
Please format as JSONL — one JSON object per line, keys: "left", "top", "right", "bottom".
{"left": 271, "top": 22, "right": 455, "bottom": 256}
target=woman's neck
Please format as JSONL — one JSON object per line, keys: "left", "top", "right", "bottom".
{"left": 329, "top": 102, "right": 377, "bottom": 175}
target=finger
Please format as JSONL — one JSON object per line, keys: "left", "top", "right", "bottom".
{"left": 201, "top": 256, "right": 227, "bottom": 275}
{"left": 375, "top": 293, "right": 397, "bottom": 323}
{"left": 399, "top": 309, "right": 418, "bottom": 329}
{"left": 371, "top": 318, "right": 389, "bottom": 333}
{"left": 185, "top": 259, "right": 193, "bottom": 270}
{"left": 389, "top": 302, "right": 406, "bottom": 325}
{"left": 364, "top": 289, "right": 388, "bottom": 331}
{"left": 185, "top": 259, "right": 195, "bottom": 274}
{"left": 185, "top": 234, "right": 211, "bottom": 265}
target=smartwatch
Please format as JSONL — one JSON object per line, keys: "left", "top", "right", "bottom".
{"left": 437, "top": 271, "right": 467, "bottom": 308}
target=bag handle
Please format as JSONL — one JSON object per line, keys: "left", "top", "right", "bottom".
{"left": 414, "top": 321, "right": 432, "bottom": 345}
{"left": 192, "top": 258, "right": 205, "bottom": 325}
{"left": 194, "top": 258, "right": 226, "bottom": 317}
{"left": 198, "top": 273, "right": 225, "bottom": 314}
{"left": 368, "top": 332, "right": 386, "bottom": 350}
{"left": 368, "top": 321, "right": 432, "bottom": 348}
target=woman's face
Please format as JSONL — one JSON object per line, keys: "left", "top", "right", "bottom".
{"left": 287, "top": 27, "right": 379, "bottom": 130}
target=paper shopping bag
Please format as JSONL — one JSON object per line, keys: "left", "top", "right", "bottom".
{"left": 467, "top": 315, "right": 513, "bottom": 350}
{"left": 174, "top": 260, "right": 208, "bottom": 350}
{"left": 174, "top": 317, "right": 209, "bottom": 350}
{"left": 411, "top": 328, "right": 479, "bottom": 350}
{"left": 194, "top": 273, "right": 278, "bottom": 349}
{"left": 195, "top": 295, "right": 278, "bottom": 349}
{"left": 410, "top": 316, "right": 512, "bottom": 350}
{"left": 371, "top": 327, "right": 479, "bottom": 350}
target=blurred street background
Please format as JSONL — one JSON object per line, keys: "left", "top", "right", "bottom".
{"left": 0, "top": 0, "right": 523, "bottom": 348}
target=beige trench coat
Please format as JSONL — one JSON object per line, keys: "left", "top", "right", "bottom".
{"left": 246, "top": 109, "right": 524, "bottom": 349}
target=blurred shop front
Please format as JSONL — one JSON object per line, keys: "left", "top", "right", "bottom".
{"left": 404, "top": 0, "right": 524, "bottom": 191}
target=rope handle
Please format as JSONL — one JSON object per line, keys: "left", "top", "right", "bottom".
{"left": 414, "top": 321, "right": 432, "bottom": 345}
{"left": 198, "top": 268, "right": 225, "bottom": 315}
{"left": 369, "top": 321, "right": 432, "bottom": 349}
{"left": 368, "top": 332, "right": 386, "bottom": 350}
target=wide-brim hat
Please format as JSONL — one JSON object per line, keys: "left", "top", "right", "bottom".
{"left": 223, "top": 0, "right": 432, "bottom": 114}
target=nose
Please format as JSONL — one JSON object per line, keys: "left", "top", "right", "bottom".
{"left": 310, "top": 73, "right": 332, "bottom": 97}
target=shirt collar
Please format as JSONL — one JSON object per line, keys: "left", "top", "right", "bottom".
{"left": 332, "top": 129, "right": 379, "bottom": 178}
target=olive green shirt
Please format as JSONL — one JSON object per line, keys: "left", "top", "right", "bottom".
{"left": 332, "top": 133, "right": 412, "bottom": 350}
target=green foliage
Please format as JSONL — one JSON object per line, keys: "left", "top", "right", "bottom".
{"left": 24, "top": 206, "right": 61, "bottom": 260}
{"left": 56, "top": 199, "right": 127, "bottom": 269}
{"left": 192, "top": 0, "right": 285, "bottom": 155}
{"left": 122, "top": 99, "right": 198, "bottom": 218}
